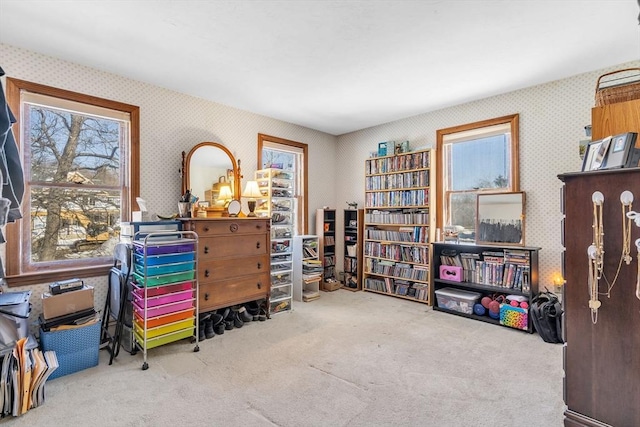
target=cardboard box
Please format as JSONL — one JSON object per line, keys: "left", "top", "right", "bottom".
{"left": 42, "top": 285, "right": 95, "bottom": 320}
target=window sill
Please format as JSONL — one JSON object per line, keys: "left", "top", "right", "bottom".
{"left": 5, "top": 264, "right": 112, "bottom": 287}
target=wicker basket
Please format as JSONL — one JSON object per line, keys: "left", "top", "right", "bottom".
{"left": 595, "top": 68, "right": 640, "bottom": 106}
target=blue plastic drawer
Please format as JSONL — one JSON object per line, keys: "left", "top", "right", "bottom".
{"left": 134, "top": 261, "right": 195, "bottom": 276}
{"left": 133, "top": 252, "right": 195, "bottom": 266}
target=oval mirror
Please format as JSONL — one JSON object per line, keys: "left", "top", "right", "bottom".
{"left": 182, "top": 142, "right": 241, "bottom": 216}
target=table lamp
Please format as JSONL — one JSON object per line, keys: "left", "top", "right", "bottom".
{"left": 242, "top": 180, "right": 262, "bottom": 217}
{"left": 218, "top": 184, "right": 233, "bottom": 208}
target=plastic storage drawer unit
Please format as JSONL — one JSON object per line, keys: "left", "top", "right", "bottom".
{"left": 434, "top": 287, "right": 481, "bottom": 315}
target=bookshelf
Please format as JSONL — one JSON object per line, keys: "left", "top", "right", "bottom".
{"left": 362, "top": 149, "right": 434, "bottom": 304}
{"left": 431, "top": 242, "right": 539, "bottom": 332}
{"left": 316, "top": 208, "right": 336, "bottom": 285}
{"left": 343, "top": 209, "right": 363, "bottom": 291}
{"left": 292, "top": 235, "right": 322, "bottom": 302}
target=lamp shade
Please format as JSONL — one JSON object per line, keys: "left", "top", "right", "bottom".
{"left": 218, "top": 184, "right": 233, "bottom": 202}
{"left": 242, "top": 181, "right": 262, "bottom": 199}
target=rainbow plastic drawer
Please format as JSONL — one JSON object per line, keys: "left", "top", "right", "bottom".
{"left": 131, "top": 281, "right": 193, "bottom": 299}
{"left": 134, "top": 260, "right": 195, "bottom": 276}
{"left": 132, "top": 288, "right": 193, "bottom": 309}
{"left": 132, "top": 270, "right": 195, "bottom": 287}
{"left": 134, "top": 307, "right": 195, "bottom": 329}
{"left": 133, "top": 239, "right": 195, "bottom": 256}
{"left": 133, "top": 317, "right": 194, "bottom": 339}
{"left": 134, "top": 251, "right": 195, "bottom": 266}
{"left": 134, "top": 327, "right": 193, "bottom": 349}
{"left": 133, "top": 298, "right": 194, "bottom": 318}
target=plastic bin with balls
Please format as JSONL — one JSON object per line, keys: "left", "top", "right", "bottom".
{"left": 434, "top": 287, "right": 481, "bottom": 315}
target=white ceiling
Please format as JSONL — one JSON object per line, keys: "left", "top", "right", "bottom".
{"left": 1, "top": 1, "right": 639, "bottom": 135}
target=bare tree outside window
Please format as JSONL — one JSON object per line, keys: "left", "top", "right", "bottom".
{"left": 5, "top": 78, "right": 139, "bottom": 285}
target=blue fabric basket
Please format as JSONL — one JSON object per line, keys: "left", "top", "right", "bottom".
{"left": 40, "top": 320, "right": 101, "bottom": 379}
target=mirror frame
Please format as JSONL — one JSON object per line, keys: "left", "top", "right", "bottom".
{"left": 182, "top": 142, "right": 242, "bottom": 211}
{"left": 475, "top": 191, "right": 525, "bottom": 246}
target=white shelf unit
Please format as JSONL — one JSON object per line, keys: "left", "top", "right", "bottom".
{"left": 256, "top": 168, "right": 296, "bottom": 313}
{"left": 293, "top": 235, "right": 322, "bottom": 302}
{"left": 131, "top": 231, "right": 199, "bottom": 370}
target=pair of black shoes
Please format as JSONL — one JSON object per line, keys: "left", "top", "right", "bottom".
{"left": 198, "top": 312, "right": 224, "bottom": 341}
{"left": 245, "top": 302, "right": 267, "bottom": 321}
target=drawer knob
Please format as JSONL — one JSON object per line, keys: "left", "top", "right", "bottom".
{"left": 204, "top": 293, "right": 210, "bottom": 301}
{"left": 205, "top": 269, "right": 210, "bottom": 277}
{"left": 230, "top": 223, "right": 239, "bottom": 232}
{"left": 203, "top": 226, "right": 210, "bottom": 232}
{"left": 204, "top": 246, "right": 209, "bottom": 254}
{"left": 256, "top": 241, "right": 261, "bottom": 249}
{"left": 256, "top": 224, "right": 262, "bottom": 229}
{"left": 257, "top": 262, "right": 261, "bottom": 269}
{"left": 257, "top": 282, "right": 261, "bottom": 289}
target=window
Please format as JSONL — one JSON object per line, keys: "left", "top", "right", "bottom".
{"left": 6, "top": 79, "right": 139, "bottom": 286}
{"left": 257, "top": 134, "right": 308, "bottom": 234}
{"left": 436, "top": 114, "right": 519, "bottom": 241}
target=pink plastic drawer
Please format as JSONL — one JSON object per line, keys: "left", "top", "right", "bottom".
{"left": 132, "top": 289, "right": 193, "bottom": 308}
{"left": 133, "top": 298, "right": 194, "bottom": 318}
{"left": 131, "top": 281, "right": 193, "bottom": 299}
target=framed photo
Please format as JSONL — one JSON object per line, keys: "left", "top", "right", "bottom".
{"left": 602, "top": 132, "right": 639, "bottom": 169}
{"left": 591, "top": 136, "right": 612, "bottom": 170}
{"left": 581, "top": 140, "right": 600, "bottom": 171}
{"left": 476, "top": 192, "right": 525, "bottom": 246}
{"left": 198, "top": 201, "right": 210, "bottom": 208}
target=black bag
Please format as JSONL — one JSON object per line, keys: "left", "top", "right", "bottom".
{"left": 530, "top": 290, "right": 564, "bottom": 343}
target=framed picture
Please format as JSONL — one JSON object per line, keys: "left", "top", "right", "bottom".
{"left": 581, "top": 140, "right": 600, "bottom": 171}
{"left": 198, "top": 201, "right": 210, "bottom": 208}
{"left": 591, "top": 136, "right": 612, "bottom": 170}
{"left": 476, "top": 192, "right": 525, "bottom": 246}
{"left": 602, "top": 132, "right": 639, "bottom": 169}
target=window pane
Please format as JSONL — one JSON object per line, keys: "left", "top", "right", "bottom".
{"left": 28, "top": 105, "right": 122, "bottom": 185}
{"left": 449, "top": 192, "right": 476, "bottom": 231}
{"left": 450, "top": 135, "right": 510, "bottom": 191}
{"left": 30, "top": 188, "right": 121, "bottom": 262}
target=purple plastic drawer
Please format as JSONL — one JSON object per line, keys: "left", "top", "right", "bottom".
{"left": 133, "top": 239, "right": 196, "bottom": 256}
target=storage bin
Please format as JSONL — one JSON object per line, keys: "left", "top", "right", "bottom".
{"left": 133, "top": 251, "right": 195, "bottom": 266}
{"left": 435, "top": 287, "right": 481, "bottom": 315}
{"left": 133, "top": 261, "right": 195, "bottom": 276}
{"left": 270, "top": 298, "right": 291, "bottom": 314}
{"left": 439, "top": 265, "right": 463, "bottom": 282}
{"left": 133, "top": 239, "right": 195, "bottom": 256}
{"left": 40, "top": 320, "right": 101, "bottom": 379}
{"left": 132, "top": 288, "right": 193, "bottom": 308}
{"left": 133, "top": 327, "right": 193, "bottom": 349}
{"left": 132, "top": 281, "right": 193, "bottom": 299}
{"left": 270, "top": 284, "right": 292, "bottom": 300}
{"left": 133, "top": 298, "right": 195, "bottom": 318}
{"left": 132, "top": 270, "right": 195, "bottom": 287}
{"left": 271, "top": 271, "right": 292, "bottom": 286}
{"left": 133, "top": 317, "right": 194, "bottom": 339}
{"left": 134, "top": 308, "right": 195, "bottom": 329}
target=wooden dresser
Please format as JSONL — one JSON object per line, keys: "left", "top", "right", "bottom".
{"left": 181, "top": 218, "right": 271, "bottom": 313}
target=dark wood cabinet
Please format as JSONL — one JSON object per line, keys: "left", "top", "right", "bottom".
{"left": 559, "top": 169, "right": 640, "bottom": 427}
{"left": 343, "top": 209, "right": 363, "bottom": 291}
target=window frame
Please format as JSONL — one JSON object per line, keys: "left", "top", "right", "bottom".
{"left": 5, "top": 78, "right": 140, "bottom": 286}
{"left": 435, "top": 114, "right": 520, "bottom": 234}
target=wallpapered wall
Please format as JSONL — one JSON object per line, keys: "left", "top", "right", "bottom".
{"left": 335, "top": 59, "right": 640, "bottom": 287}
{"left": 0, "top": 43, "right": 337, "bottom": 330}
{"left": 1, "top": 42, "right": 639, "bottom": 330}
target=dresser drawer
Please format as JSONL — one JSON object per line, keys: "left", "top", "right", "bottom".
{"left": 199, "top": 273, "right": 270, "bottom": 312}
{"left": 199, "top": 234, "right": 268, "bottom": 258}
{"left": 199, "top": 255, "right": 269, "bottom": 282}
{"left": 191, "top": 219, "right": 268, "bottom": 236}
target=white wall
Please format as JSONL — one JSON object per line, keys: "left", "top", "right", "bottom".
{"left": 336, "top": 59, "right": 640, "bottom": 286}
